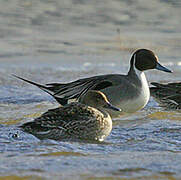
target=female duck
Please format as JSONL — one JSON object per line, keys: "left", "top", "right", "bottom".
{"left": 21, "top": 90, "right": 121, "bottom": 141}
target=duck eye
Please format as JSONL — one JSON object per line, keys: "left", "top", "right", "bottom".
{"left": 94, "top": 94, "right": 103, "bottom": 103}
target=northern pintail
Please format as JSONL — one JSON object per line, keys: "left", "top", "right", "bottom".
{"left": 14, "top": 49, "right": 172, "bottom": 117}
{"left": 20, "top": 90, "right": 121, "bottom": 141}
{"left": 150, "top": 82, "right": 181, "bottom": 109}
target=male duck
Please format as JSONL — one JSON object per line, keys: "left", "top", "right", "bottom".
{"left": 15, "top": 49, "right": 172, "bottom": 117}
{"left": 150, "top": 82, "right": 181, "bottom": 109}
{"left": 21, "top": 90, "right": 121, "bottom": 141}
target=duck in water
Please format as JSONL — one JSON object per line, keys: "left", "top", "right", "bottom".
{"left": 150, "top": 82, "right": 181, "bottom": 109}
{"left": 14, "top": 49, "right": 172, "bottom": 117}
{"left": 21, "top": 90, "right": 121, "bottom": 142}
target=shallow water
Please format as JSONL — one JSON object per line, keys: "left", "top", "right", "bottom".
{"left": 0, "top": 0, "right": 181, "bottom": 179}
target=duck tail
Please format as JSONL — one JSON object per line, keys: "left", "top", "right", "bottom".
{"left": 13, "top": 74, "right": 50, "bottom": 91}
{"left": 13, "top": 74, "right": 68, "bottom": 105}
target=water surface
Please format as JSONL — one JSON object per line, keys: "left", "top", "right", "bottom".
{"left": 0, "top": 0, "right": 181, "bottom": 179}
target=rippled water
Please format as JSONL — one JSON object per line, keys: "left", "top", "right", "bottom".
{"left": 0, "top": 0, "right": 181, "bottom": 179}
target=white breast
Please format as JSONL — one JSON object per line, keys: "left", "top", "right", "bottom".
{"left": 124, "top": 71, "right": 150, "bottom": 113}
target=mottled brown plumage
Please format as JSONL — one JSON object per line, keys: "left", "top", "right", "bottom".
{"left": 21, "top": 91, "right": 121, "bottom": 141}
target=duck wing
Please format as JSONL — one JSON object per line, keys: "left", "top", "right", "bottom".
{"left": 150, "top": 82, "right": 181, "bottom": 109}
{"left": 13, "top": 74, "right": 116, "bottom": 105}
{"left": 20, "top": 104, "right": 101, "bottom": 139}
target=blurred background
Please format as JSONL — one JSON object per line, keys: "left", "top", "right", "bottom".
{"left": 0, "top": 0, "right": 181, "bottom": 60}
{"left": 0, "top": 0, "right": 181, "bottom": 179}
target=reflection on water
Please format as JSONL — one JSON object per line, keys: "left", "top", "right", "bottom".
{"left": 0, "top": 0, "right": 181, "bottom": 179}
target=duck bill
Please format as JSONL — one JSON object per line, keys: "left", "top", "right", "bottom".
{"left": 156, "top": 62, "right": 172, "bottom": 73}
{"left": 104, "top": 102, "right": 121, "bottom": 112}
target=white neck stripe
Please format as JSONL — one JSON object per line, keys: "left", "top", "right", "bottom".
{"left": 132, "top": 53, "right": 143, "bottom": 76}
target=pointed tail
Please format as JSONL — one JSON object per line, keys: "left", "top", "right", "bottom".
{"left": 13, "top": 74, "right": 68, "bottom": 105}
{"left": 12, "top": 74, "right": 52, "bottom": 93}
